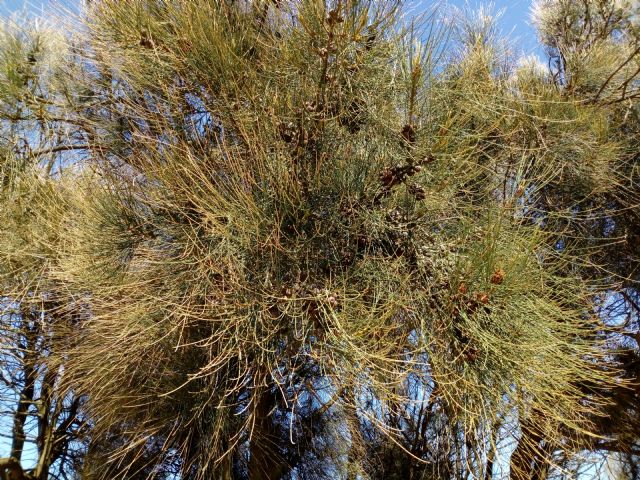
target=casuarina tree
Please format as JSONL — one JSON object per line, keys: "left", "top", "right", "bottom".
{"left": 0, "top": 1, "right": 637, "bottom": 479}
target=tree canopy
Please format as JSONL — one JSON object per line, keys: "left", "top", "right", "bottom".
{"left": 0, "top": 1, "right": 638, "bottom": 479}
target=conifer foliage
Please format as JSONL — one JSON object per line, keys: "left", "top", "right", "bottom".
{"left": 0, "top": 1, "right": 638, "bottom": 479}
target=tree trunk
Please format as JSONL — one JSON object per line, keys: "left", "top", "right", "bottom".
{"left": 0, "top": 458, "right": 29, "bottom": 480}
{"left": 11, "top": 313, "right": 38, "bottom": 463}
{"left": 248, "top": 384, "right": 288, "bottom": 480}
{"left": 510, "top": 416, "right": 544, "bottom": 480}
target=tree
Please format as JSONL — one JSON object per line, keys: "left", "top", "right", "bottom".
{"left": 527, "top": 0, "right": 640, "bottom": 476}
{"left": 0, "top": 16, "right": 92, "bottom": 480}
{"left": 0, "top": 1, "right": 637, "bottom": 479}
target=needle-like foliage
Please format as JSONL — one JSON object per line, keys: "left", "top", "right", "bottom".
{"left": 1, "top": 1, "right": 637, "bottom": 479}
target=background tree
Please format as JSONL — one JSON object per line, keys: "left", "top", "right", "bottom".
{"left": 528, "top": 0, "right": 640, "bottom": 476}
{"left": 0, "top": 16, "right": 92, "bottom": 480}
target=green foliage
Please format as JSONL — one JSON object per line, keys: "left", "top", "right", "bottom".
{"left": 1, "top": 1, "right": 638, "bottom": 479}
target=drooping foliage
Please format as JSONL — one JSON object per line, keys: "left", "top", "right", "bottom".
{"left": 0, "top": 16, "right": 89, "bottom": 480}
{"left": 0, "top": 1, "right": 638, "bottom": 479}
{"left": 530, "top": 0, "right": 640, "bottom": 475}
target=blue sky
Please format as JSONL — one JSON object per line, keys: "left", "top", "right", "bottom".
{"left": 1, "top": 0, "right": 540, "bottom": 55}
{"left": 443, "top": 0, "right": 541, "bottom": 55}
{"left": 0, "top": 0, "right": 80, "bottom": 16}
{"left": 0, "top": 0, "right": 54, "bottom": 15}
